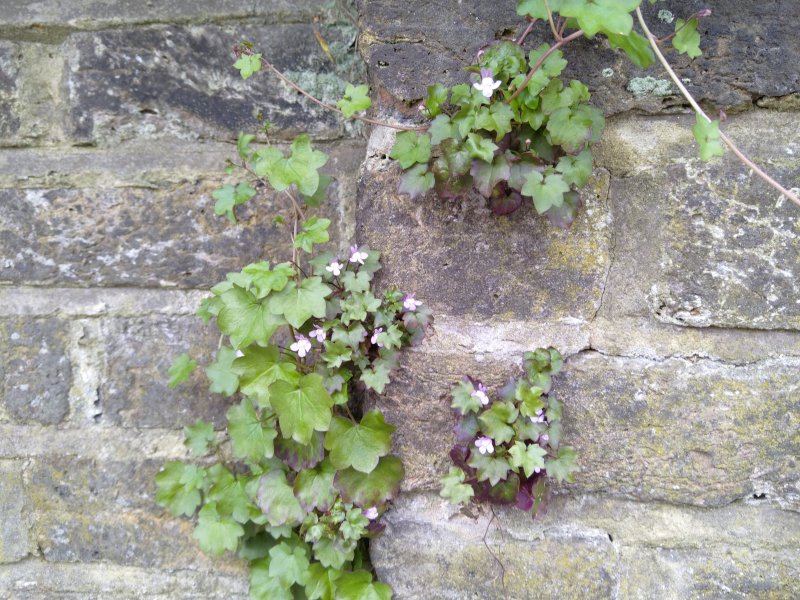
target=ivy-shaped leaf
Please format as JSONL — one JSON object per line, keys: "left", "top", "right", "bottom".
{"left": 440, "top": 466, "right": 476, "bottom": 504}
{"left": 467, "top": 452, "right": 511, "bottom": 486}
{"left": 465, "top": 132, "right": 498, "bottom": 162}
{"left": 521, "top": 171, "right": 570, "bottom": 214}
{"left": 428, "top": 114, "right": 455, "bottom": 144}
{"left": 335, "top": 570, "right": 392, "bottom": 600}
{"left": 256, "top": 470, "right": 305, "bottom": 527}
{"left": 269, "top": 277, "right": 332, "bottom": 329}
{"left": 184, "top": 420, "right": 216, "bottom": 456}
{"left": 451, "top": 380, "right": 481, "bottom": 415}
{"left": 227, "top": 397, "right": 277, "bottom": 462}
{"left": 269, "top": 541, "right": 311, "bottom": 588}
{"left": 253, "top": 134, "right": 329, "bottom": 196}
{"left": 269, "top": 373, "right": 333, "bottom": 444}
{"left": 233, "top": 53, "right": 262, "bottom": 79}
{"left": 337, "top": 83, "right": 372, "bottom": 117}
{"left": 241, "top": 261, "right": 294, "bottom": 298}
{"left": 390, "top": 132, "right": 432, "bottom": 169}
{"left": 325, "top": 411, "right": 395, "bottom": 474}
{"left": 293, "top": 459, "right": 337, "bottom": 512}
{"left": 424, "top": 83, "right": 449, "bottom": 117}
{"left": 556, "top": 149, "right": 593, "bottom": 188}
{"left": 545, "top": 446, "right": 579, "bottom": 483}
{"left": 478, "top": 401, "right": 518, "bottom": 444}
{"left": 212, "top": 182, "right": 256, "bottom": 224}
{"left": 471, "top": 154, "right": 511, "bottom": 197}
{"left": 218, "top": 286, "right": 285, "bottom": 349}
{"left": 232, "top": 345, "right": 299, "bottom": 407}
{"left": 607, "top": 31, "right": 655, "bottom": 69}
{"left": 294, "top": 216, "right": 331, "bottom": 253}
{"left": 692, "top": 115, "right": 725, "bottom": 161}
{"left": 398, "top": 164, "right": 435, "bottom": 199}
{"left": 673, "top": 17, "right": 702, "bottom": 58}
{"left": 334, "top": 455, "right": 404, "bottom": 507}
{"left": 474, "top": 103, "right": 514, "bottom": 141}
{"left": 508, "top": 441, "right": 547, "bottom": 478}
{"left": 250, "top": 558, "right": 294, "bottom": 600}
{"left": 192, "top": 502, "right": 245, "bottom": 556}
{"left": 167, "top": 353, "right": 196, "bottom": 389}
{"left": 205, "top": 346, "right": 240, "bottom": 397}
{"left": 305, "top": 562, "right": 341, "bottom": 600}
{"left": 559, "top": 0, "right": 640, "bottom": 37}
{"left": 155, "top": 461, "right": 205, "bottom": 517}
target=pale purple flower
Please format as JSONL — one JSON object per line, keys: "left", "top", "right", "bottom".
{"left": 531, "top": 408, "right": 546, "bottom": 423}
{"left": 349, "top": 245, "right": 368, "bottom": 265}
{"left": 326, "top": 260, "right": 344, "bottom": 276}
{"left": 310, "top": 325, "right": 326, "bottom": 343}
{"left": 290, "top": 335, "right": 312, "bottom": 358}
{"left": 475, "top": 436, "right": 494, "bottom": 455}
{"left": 473, "top": 67, "right": 502, "bottom": 98}
{"left": 533, "top": 465, "right": 542, "bottom": 474}
{"left": 363, "top": 506, "right": 379, "bottom": 520}
{"left": 538, "top": 433, "right": 549, "bottom": 445}
{"left": 471, "top": 383, "right": 489, "bottom": 406}
{"left": 403, "top": 293, "right": 423, "bottom": 311}
{"left": 370, "top": 327, "right": 384, "bottom": 347}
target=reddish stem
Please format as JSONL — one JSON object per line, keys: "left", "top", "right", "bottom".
{"left": 506, "top": 29, "right": 584, "bottom": 104}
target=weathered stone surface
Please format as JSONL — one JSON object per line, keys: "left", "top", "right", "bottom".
{"left": 0, "top": 561, "right": 247, "bottom": 600}
{"left": 373, "top": 493, "right": 800, "bottom": 600}
{"left": 0, "top": 42, "right": 20, "bottom": 141}
{"left": 358, "top": 129, "right": 612, "bottom": 322}
{"left": 65, "top": 23, "right": 362, "bottom": 145}
{"left": 0, "top": 461, "right": 33, "bottom": 563}
{"left": 0, "top": 318, "right": 72, "bottom": 425}
{"left": 559, "top": 351, "right": 800, "bottom": 508}
{"left": 98, "top": 316, "right": 225, "bottom": 428}
{"left": 596, "top": 111, "right": 800, "bottom": 329}
{"left": 361, "top": 0, "right": 800, "bottom": 114}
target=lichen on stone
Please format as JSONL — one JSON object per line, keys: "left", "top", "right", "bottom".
{"left": 627, "top": 76, "right": 673, "bottom": 98}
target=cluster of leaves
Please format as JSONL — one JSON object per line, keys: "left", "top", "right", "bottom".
{"left": 440, "top": 348, "right": 578, "bottom": 515}
{"left": 159, "top": 122, "right": 431, "bottom": 598}
{"left": 389, "top": 0, "right": 718, "bottom": 226}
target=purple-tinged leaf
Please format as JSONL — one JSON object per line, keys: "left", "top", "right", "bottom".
{"left": 471, "top": 156, "right": 511, "bottom": 197}
{"left": 543, "top": 190, "right": 582, "bottom": 229}
{"left": 274, "top": 431, "right": 325, "bottom": 471}
{"left": 399, "top": 164, "right": 435, "bottom": 199}
{"left": 453, "top": 412, "right": 480, "bottom": 444}
{"left": 334, "top": 455, "right": 404, "bottom": 507}
{"left": 487, "top": 473, "right": 519, "bottom": 505}
{"left": 450, "top": 445, "right": 470, "bottom": 471}
{"left": 489, "top": 189, "right": 523, "bottom": 216}
{"left": 515, "top": 482, "right": 534, "bottom": 511}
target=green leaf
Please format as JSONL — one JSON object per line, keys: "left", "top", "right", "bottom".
{"left": 275, "top": 430, "right": 325, "bottom": 471}
{"left": 227, "top": 397, "right": 277, "bottom": 462}
{"left": 331, "top": 323, "right": 368, "bottom": 349}
{"left": 556, "top": 149, "right": 593, "bottom": 188}
{"left": 321, "top": 340, "right": 353, "bottom": 369}
{"left": 692, "top": 115, "right": 725, "bottom": 160}
{"left": 312, "top": 536, "right": 356, "bottom": 570}
{"left": 241, "top": 261, "right": 294, "bottom": 298}
{"left": 528, "top": 44, "right": 568, "bottom": 78}
{"left": 334, "top": 455, "right": 404, "bottom": 507}
{"left": 516, "top": 383, "right": 545, "bottom": 418}
{"left": 205, "top": 346, "right": 240, "bottom": 397}
{"left": 269, "top": 277, "right": 331, "bottom": 329}
{"left": 335, "top": 570, "right": 392, "bottom": 600}
{"left": 305, "top": 563, "right": 341, "bottom": 600}
{"left": 269, "top": 373, "right": 333, "bottom": 444}
{"left": 521, "top": 171, "right": 570, "bottom": 214}
{"left": 508, "top": 441, "right": 548, "bottom": 478}
{"left": 340, "top": 291, "right": 381, "bottom": 324}
{"left": 428, "top": 114, "right": 455, "bottom": 144}
{"left": 293, "top": 459, "right": 337, "bottom": 512}
{"left": 478, "top": 401, "right": 518, "bottom": 444}
{"left": 254, "top": 134, "right": 329, "bottom": 196}
{"left": 205, "top": 466, "right": 261, "bottom": 524}
{"left": 237, "top": 132, "right": 255, "bottom": 159}
{"left": 325, "top": 411, "right": 394, "bottom": 474}
{"left": 424, "top": 82, "right": 449, "bottom": 117}
{"left": 233, "top": 53, "right": 262, "bottom": 79}
{"left": 359, "top": 356, "right": 393, "bottom": 393}
{"left": 559, "top": 0, "right": 640, "bottom": 37}
{"left": 155, "top": 461, "right": 205, "bottom": 517}
{"left": 440, "top": 466, "right": 475, "bottom": 504}
{"left": 269, "top": 541, "right": 311, "bottom": 588}
{"left": 167, "top": 353, "right": 196, "bottom": 389}
{"left": 516, "top": 0, "right": 557, "bottom": 20}
{"left": 212, "top": 182, "right": 256, "bottom": 224}
{"left": 465, "top": 132, "right": 498, "bottom": 162}
{"left": 467, "top": 452, "right": 511, "bottom": 486}
{"left": 294, "top": 216, "right": 331, "bottom": 253}
{"left": 337, "top": 83, "right": 372, "bottom": 117}
{"left": 256, "top": 470, "right": 305, "bottom": 527}
{"left": 545, "top": 106, "right": 592, "bottom": 153}
{"left": 193, "top": 502, "right": 244, "bottom": 556}
{"left": 302, "top": 172, "right": 333, "bottom": 208}
{"left": 218, "top": 286, "right": 285, "bottom": 349}
{"left": 233, "top": 345, "right": 299, "bottom": 407}
{"left": 184, "top": 420, "right": 216, "bottom": 456}
{"left": 451, "top": 380, "right": 482, "bottom": 415}
{"left": 673, "top": 17, "right": 702, "bottom": 58}
{"left": 545, "top": 446, "right": 579, "bottom": 483}
{"left": 398, "top": 164, "right": 435, "bottom": 199}
{"left": 340, "top": 270, "right": 371, "bottom": 294}
{"left": 389, "top": 131, "right": 432, "bottom": 169}
{"left": 250, "top": 559, "right": 294, "bottom": 600}
{"left": 471, "top": 154, "right": 511, "bottom": 197}
{"left": 474, "top": 103, "right": 514, "bottom": 141}
{"left": 607, "top": 31, "right": 655, "bottom": 69}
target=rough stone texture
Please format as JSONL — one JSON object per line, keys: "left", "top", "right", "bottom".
{"left": 597, "top": 111, "right": 800, "bottom": 330}
{"left": 358, "top": 129, "right": 612, "bottom": 322}
{"left": 360, "top": 0, "right": 800, "bottom": 115}
{"left": 65, "top": 23, "right": 362, "bottom": 145}
{"left": 0, "top": 42, "right": 20, "bottom": 140}
{"left": 0, "top": 318, "right": 72, "bottom": 425}
{"left": 98, "top": 316, "right": 224, "bottom": 428}
{"left": 373, "top": 493, "right": 800, "bottom": 600}
{"left": 0, "top": 461, "right": 33, "bottom": 563}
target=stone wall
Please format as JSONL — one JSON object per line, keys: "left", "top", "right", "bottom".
{"left": 0, "top": 0, "right": 798, "bottom": 598}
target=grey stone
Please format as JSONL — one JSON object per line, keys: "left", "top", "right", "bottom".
{"left": 558, "top": 351, "right": 800, "bottom": 508}
{"left": 0, "top": 461, "right": 34, "bottom": 563}
{"left": 64, "top": 23, "right": 362, "bottom": 145}
{"left": 0, "top": 42, "right": 20, "bottom": 142}
{"left": 360, "top": 0, "right": 800, "bottom": 115}
{"left": 98, "top": 316, "right": 225, "bottom": 428}
{"left": 0, "top": 318, "right": 72, "bottom": 425}
{"left": 372, "top": 493, "right": 800, "bottom": 600}
{"left": 357, "top": 130, "right": 612, "bottom": 322}
{"left": 596, "top": 111, "right": 800, "bottom": 329}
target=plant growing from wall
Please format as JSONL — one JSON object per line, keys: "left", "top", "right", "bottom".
{"left": 156, "top": 127, "right": 432, "bottom": 598}
{"left": 440, "top": 347, "right": 577, "bottom": 514}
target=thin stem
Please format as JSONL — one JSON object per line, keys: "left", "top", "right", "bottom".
{"left": 506, "top": 29, "right": 584, "bottom": 104}
{"left": 635, "top": 8, "right": 800, "bottom": 208}
{"left": 657, "top": 11, "right": 710, "bottom": 45}
{"left": 342, "top": 402, "right": 358, "bottom": 424}
{"left": 263, "top": 61, "right": 427, "bottom": 132}
{"left": 543, "top": 0, "right": 560, "bottom": 41}
{"left": 284, "top": 189, "right": 306, "bottom": 223}
{"left": 483, "top": 507, "right": 506, "bottom": 592}
{"left": 516, "top": 18, "right": 537, "bottom": 46}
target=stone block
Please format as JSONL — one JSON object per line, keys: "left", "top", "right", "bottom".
{"left": 0, "top": 42, "right": 20, "bottom": 142}
{"left": 98, "top": 316, "right": 225, "bottom": 428}
{"left": 361, "top": 0, "right": 800, "bottom": 114}
{"left": 64, "top": 23, "right": 362, "bottom": 145}
{"left": 0, "top": 318, "right": 72, "bottom": 425}
{"left": 558, "top": 351, "right": 800, "bottom": 508}
{"left": 0, "top": 461, "right": 33, "bottom": 563}
{"left": 596, "top": 111, "right": 800, "bottom": 329}
{"left": 357, "top": 131, "right": 612, "bottom": 323}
